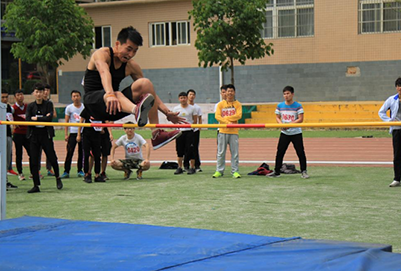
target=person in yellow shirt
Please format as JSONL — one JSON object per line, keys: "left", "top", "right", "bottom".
{"left": 213, "top": 84, "right": 242, "bottom": 178}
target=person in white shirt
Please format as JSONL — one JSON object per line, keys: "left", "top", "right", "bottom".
{"left": 379, "top": 77, "right": 401, "bottom": 187}
{"left": 61, "top": 90, "right": 85, "bottom": 179}
{"left": 110, "top": 122, "right": 150, "bottom": 180}
{"left": 173, "top": 92, "right": 198, "bottom": 175}
{"left": 184, "top": 89, "right": 203, "bottom": 172}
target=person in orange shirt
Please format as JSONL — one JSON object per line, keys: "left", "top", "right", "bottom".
{"left": 213, "top": 84, "right": 242, "bottom": 179}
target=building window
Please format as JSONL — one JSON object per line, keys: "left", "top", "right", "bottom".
{"left": 359, "top": 0, "right": 401, "bottom": 34}
{"left": 150, "top": 21, "right": 190, "bottom": 47}
{"left": 262, "top": 0, "right": 314, "bottom": 39}
{"left": 94, "top": 26, "right": 111, "bottom": 49}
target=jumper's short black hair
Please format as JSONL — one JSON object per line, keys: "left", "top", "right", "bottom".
{"left": 187, "top": 89, "right": 196, "bottom": 95}
{"left": 44, "top": 84, "right": 51, "bottom": 90}
{"left": 117, "top": 26, "right": 143, "bottom": 46}
{"left": 226, "top": 84, "right": 235, "bottom": 91}
{"left": 71, "top": 90, "right": 81, "bottom": 96}
{"left": 1, "top": 90, "right": 8, "bottom": 95}
{"left": 220, "top": 85, "right": 228, "bottom": 91}
{"left": 283, "top": 86, "right": 294, "bottom": 93}
{"left": 178, "top": 92, "right": 187, "bottom": 97}
{"left": 33, "top": 83, "right": 44, "bottom": 91}
{"left": 395, "top": 77, "right": 401, "bottom": 87}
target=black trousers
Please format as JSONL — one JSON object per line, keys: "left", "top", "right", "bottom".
{"left": 176, "top": 130, "right": 194, "bottom": 161}
{"left": 184, "top": 130, "right": 201, "bottom": 168}
{"left": 274, "top": 133, "right": 307, "bottom": 174}
{"left": 13, "top": 133, "right": 31, "bottom": 174}
{"left": 392, "top": 130, "right": 401, "bottom": 181}
{"left": 64, "top": 133, "right": 83, "bottom": 174}
{"left": 29, "top": 134, "right": 59, "bottom": 186}
{"left": 83, "top": 133, "right": 101, "bottom": 174}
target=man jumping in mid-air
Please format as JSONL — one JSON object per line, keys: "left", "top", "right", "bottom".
{"left": 83, "top": 26, "right": 183, "bottom": 149}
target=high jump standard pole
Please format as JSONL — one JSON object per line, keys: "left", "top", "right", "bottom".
{"left": 0, "top": 103, "right": 6, "bottom": 220}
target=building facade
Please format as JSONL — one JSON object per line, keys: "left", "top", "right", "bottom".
{"left": 58, "top": 0, "right": 401, "bottom": 104}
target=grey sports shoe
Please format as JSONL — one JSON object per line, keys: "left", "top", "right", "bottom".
{"left": 301, "top": 171, "right": 310, "bottom": 179}
{"left": 267, "top": 171, "right": 280, "bottom": 178}
{"left": 389, "top": 180, "right": 400, "bottom": 187}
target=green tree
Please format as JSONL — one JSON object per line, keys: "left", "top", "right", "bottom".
{"left": 189, "top": 0, "right": 274, "bottom": 85}
{"left": 3, "top": 0, "right": 94, "bottom": 85}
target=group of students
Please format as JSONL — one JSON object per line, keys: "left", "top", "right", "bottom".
{"left": 4, "top": 83, "right": 151, "bottom": 193}
{"left": 6, "top": 24, "right": 401, "bottom": 191}
{"left": 212, "top": 84, "right": 310, "bottom": 179}
{"left": 4, "top": 25, "right": 312, "bottom": 193}
{"left": 3, "top": 84, "right": 63, "bottom": 193}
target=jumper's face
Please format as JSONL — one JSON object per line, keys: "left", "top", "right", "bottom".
{"left": 226, "top": 88, "right": 235, "bottom": 102}
{"left": 1, "top": 94, "right": 8, "bottom": 104}
{"left": 116, "top": 39, "right": 139, "bottom": 62}
{"left": 283, "top": 90, "right": 294, "bottom": 102}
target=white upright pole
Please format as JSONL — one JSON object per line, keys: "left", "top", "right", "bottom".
{"left": 0, "top": 104, "right": 6, "bottom": 220}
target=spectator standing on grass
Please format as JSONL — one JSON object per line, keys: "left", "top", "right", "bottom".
{"left": 214, "top": 85, "right": 228, "bottom": 145}
{"left": 61, "top": 90, "right": 85, "bottom": 179}
{"left": 110, "top": 122, "right": 150, "bottom": 180}
{"left": 379, "top": 77, "right": 401, "bottom": 187}
{"left": 1, "top": 91, "right": 18, "bottom": 190}
{"left": 26, "top": 83, "right": 63, "bottom": 193}
{"left": 12, "top": 89, "right": 31, "bottom": 181}
{"left": 267, "top": 86, "right": 309, "bottom": 179}
{"left": 173, "top": 92, "right": 197, "bottom": 175}
{"left": 41, "top": 84, "right": 57, "bottom": 177}
{"left": 213, "top": 84, "right": 242, "bottom": 179}
{"left": 77, "top": 108, "right": 104, "bottom": 184}
{"left": 184, "top": 89, "right": 202, "bottom": 172}
{"left": 100, "top": 122, "right": 113, "bottom": 181}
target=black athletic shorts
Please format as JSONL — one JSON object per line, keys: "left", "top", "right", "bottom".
{"left": 83, "top": 85, "right": 133, "bottom": 121}
{"left": 175, "top": 130, "right": 194, "bottom": 158}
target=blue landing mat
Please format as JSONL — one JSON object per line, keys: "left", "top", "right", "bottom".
{"left": 0, "top": 216, "right": 400, "bottom": 271}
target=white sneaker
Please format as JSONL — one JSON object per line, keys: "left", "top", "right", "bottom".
{"left": 301, "top": 171, "right": 310, "bottom": 179}
{"left": 18, "top": 174, "right": 26, "bottom": 181}
{"left": 389, "top": 180, "right": 400, "bottom": 187}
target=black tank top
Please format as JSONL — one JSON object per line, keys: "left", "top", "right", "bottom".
{"left": 83, "top": 47, "right": 127, "bottom": 92}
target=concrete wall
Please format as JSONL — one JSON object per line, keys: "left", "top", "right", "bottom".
{"left": 58, "top": 60, "right": 401, "bottom": 104}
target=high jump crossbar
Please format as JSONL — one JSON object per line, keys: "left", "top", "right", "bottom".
{"left": 0, "top": 121, "right": 400, "bottom": 129}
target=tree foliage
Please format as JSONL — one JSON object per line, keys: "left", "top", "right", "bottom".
{"left": 3, "top": 0, "right": 94, "bottom": 83}
{"left": 189, "top": 0, "right": 274, "bottom": 85}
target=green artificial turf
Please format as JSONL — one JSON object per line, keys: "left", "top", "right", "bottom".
{"left": 6, "top": 165, "right": 400, "bottom": 253}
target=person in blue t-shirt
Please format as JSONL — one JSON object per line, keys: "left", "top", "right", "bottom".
{"left": 267, "top": 86, "right": 309, "bottom": 179}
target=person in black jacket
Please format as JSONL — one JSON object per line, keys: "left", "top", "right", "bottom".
{"left": 26, "top": 83, "right": 63, "bottom": 193}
